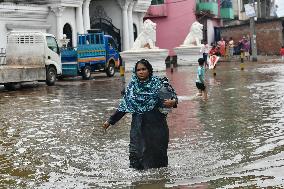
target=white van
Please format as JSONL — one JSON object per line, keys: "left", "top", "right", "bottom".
{"left": 0, "top": 31, "right": 62, "bottom": 89}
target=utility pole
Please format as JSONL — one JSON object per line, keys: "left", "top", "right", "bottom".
{"left": 249, "top": 0, "right": 257, "bottom": 61}
{"left": 120, "top": 59, "right": 126, "bottom": 96}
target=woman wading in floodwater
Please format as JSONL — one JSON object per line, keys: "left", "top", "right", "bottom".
{"left": 103, "top": 59, "right": 178, "bottom": 170}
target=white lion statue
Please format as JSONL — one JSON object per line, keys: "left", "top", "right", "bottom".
{"left": 182, "top": 21, "right": 203, "bottom": 47}
{"left": 131, "top": 19, "right": 158, "bottom": 50}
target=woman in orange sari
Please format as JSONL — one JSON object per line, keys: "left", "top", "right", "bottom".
{"left": 218, "top": 38, "right": 226, "bottom": 57}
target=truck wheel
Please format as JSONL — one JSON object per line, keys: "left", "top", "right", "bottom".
{"left": 82, "top": 66, "right": 91, "bottom": 80}
{"left": 4, "top": 83, "right": 17, "bottom": 90}
{"left": 46, "top": 66, "right": 57, "bottom": 86}
{"left": 106, "top": 63, "right": 115, "bottom": 77}
{"left": 57, "top": 75, "right": 64, "bottom": 81}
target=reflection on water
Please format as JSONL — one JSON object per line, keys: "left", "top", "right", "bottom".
{"left": 1, "top": 63, "right": 284, "bottom": 188}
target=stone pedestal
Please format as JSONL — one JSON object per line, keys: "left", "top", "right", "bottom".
{"left": 173, "top": 46, "right": 202, "bottom": 66}
{"left": 120, "top": 49, "right": 169, "bottom": 72}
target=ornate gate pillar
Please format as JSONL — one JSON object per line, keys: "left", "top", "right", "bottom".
{"left": 128, "top": 1, "right": 135, "bottom": 48}
{"left": 117, "top": 0, "right": 132, "bottom": 51}
{"left": 51, "top": 6, "right": 65, "bottom": 41}
{"left": 83, "top": 0, "right": 91, "bottom": 32}
{"left": 76, "top": 2, "right": 84, "bottom": 34}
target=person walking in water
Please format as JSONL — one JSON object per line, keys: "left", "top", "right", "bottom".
{"left": 217, "top": 38, "right": 226, "bottom": 57}
{"left": 280, "top": 46, "right": 284, "bottom": 62}
{"left": 228, "top": 37, "right": 234, "bottom": 60}
{"left": 196, "top": 58, "right": 207, "bottom": 100}
{"left": 200, "top": 41, "right": 210, "bottom": 67}
{"left": 103, "top": 59, "right": 178, "bottom": 170}
{"left": 208, "top": 44, "right": 220, "bottom": 76}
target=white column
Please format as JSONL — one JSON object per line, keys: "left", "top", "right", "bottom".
{"left": 51, "top": 6, "right": 65, "bottom": 41}
{"left": 122, "top": 1, "right": 130, "bottom": 51}
{"left": 83, "top": 0, "right": 91, "bottom": 32}
{"left": 76, "top": 3, "right": 84, "bottom": 34}
{"left": 237, "top": 0, "right": 241, "bottom": 20}
{"left": 128, "top": 2, "right": 135, "bottom": 48}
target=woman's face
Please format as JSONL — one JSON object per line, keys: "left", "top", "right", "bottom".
{"left": 136, "top": 63, "right": 149, "bottom": 81}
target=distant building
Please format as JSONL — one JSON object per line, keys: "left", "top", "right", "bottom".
{"left": 195, "top": 0, "right": 233, "bottom": 44}
{"left": 220, "top": 0, "right": 284, "bottom": 55}
{"left": 0, "top": 0, "right": 152, "bottom": 51}
{"left": 145, "top": 0, "right": 234, "bottom": 58}
{"left": 144, "top": 0, "right": 197, "bottom": 57}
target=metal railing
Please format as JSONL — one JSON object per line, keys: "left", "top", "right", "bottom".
{"left": 0, "top": 48, "right": 6, "bottom": 65}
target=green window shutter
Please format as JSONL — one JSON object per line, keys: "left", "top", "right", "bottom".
{"left": 151, "top": 0, "right": 164, "bottom": 5}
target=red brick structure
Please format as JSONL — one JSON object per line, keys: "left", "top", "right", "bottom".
{"left": 220, "top": 18, "right": 284, "bottom": 55}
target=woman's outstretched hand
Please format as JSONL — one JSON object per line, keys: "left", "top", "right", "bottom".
{"left": 103, "top": 121, "right": 110, "bottom": 130}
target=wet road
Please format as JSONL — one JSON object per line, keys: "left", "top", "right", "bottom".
{"left": 1, "top": 62, "right": 284, "bottom": 188}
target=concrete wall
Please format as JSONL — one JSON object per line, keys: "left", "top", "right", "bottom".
{"left": 145, "top": 0, "right": 196, "bottom": 56}
{"left": 220, "top": 19, "right": 283, "bottom": 55}
{"left": 132, "top": 12, "right": 141, "bottom": 34}
{"left": 61, "top": 7, "right": 77, "bottom": 47}
{"left": 46, "top": 12, "right": 57, "bottom": 41}
{"left": 233, "top": 0, "right": 239, "bottom": 17}
{"left": 0, "top": 21, "right": 8, "bottom": 49}
{"left": 207, "top": 19, "right": 220, "bottom": 45}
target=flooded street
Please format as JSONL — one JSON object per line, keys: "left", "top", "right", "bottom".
{"left": 1, "top": 62, "right": 284, "bottom": 188}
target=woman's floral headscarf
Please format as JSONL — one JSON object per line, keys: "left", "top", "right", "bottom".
{"left": 118, "top": 74, "right": 162, "bottom": 114}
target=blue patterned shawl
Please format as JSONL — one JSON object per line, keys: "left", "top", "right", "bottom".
{"left": 118, "top": 74, "right": 163, "bottom": 114}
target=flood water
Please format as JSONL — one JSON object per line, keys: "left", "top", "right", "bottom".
{"left": 1, "top": 62, "right": 284, "bottom": 188}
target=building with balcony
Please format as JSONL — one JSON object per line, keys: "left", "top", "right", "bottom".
{"left": 195, "top": 0, "right": 234, "bottom": 45}
{"left": 237, "top": 0, "right": 275, "bottom": 20}
{"left": 144, "top": 0, "right": 236, "bottom": 59}
{"left": 220, "top": 0, "right": 234, "bottom": 19}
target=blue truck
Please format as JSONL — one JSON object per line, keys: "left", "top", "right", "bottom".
{"left": 60, "top": 32, "right": 120, "bottom": 79}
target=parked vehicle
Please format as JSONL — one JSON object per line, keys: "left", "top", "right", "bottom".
{"left": 60, "top": 32, "right": 120, "bottom": 79}
{"left": 0, "top": 31, "right": 62, "bottom": 90}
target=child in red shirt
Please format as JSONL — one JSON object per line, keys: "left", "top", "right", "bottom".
{"left": 208, "top": 45, "right": 220, "bottom": 71}
{"left": 280, "top": 46, "right": 284, "bottom": 61}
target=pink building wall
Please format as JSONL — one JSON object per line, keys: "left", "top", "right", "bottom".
{"left": 145, "top": 0, "right": 197, "bottom": 56}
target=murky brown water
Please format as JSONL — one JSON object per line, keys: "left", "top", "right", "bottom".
{"left": 1, "top": 62, "right": 284, "bottom": 188}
